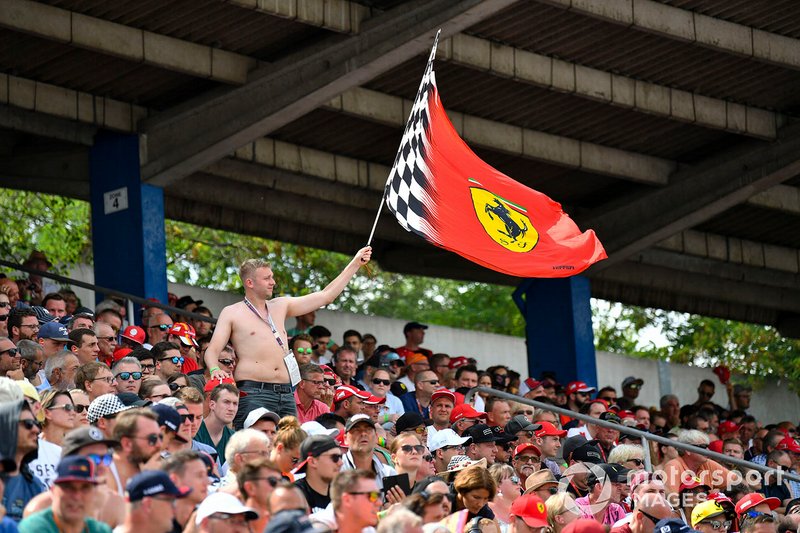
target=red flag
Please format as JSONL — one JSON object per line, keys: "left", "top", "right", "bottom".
{"left": 385, "top": 32, "right": 606, "bottom": 277}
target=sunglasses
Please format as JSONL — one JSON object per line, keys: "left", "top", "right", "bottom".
{"left": 0, "top": 302, "right": 9, "bottom": 308}
{"left": 180, "top": 414, "right": 196, "bottom": 423}
{"left": 116, "top": 372, "right": 142, "bottom": 381}
{"left": 96, "top": 336, "right": 116, "bottom": 342}
{"left": 86, "top": 453, "right": 113, "bottom": 467}
{"left": 74, "top": 404, "right": 89, "bottom": 414}
{"left": 325, "top": 379, "right": 336, "bottom": 386}
{"left": 218, "top": 359, "right": 235, "bottom": 366}
{"left": 421, "top": 379, "right": 440, "bottom": 385}
{"left": 322, "top": 453, "right": 343, "bottom": 463}
{"left": 423, "top": 454, "right": 433, "bottom": 462}
{"left": 372, "top": 378, "right": 391, "bottom": 386}
{"left": 510, "top": 476, "right": 520, "bottom": 484}
{"left": 628, "top": 458, "right": 644, "bottom": 466}
{"left": 19, "top": 419, "right": 41, "bottom": 430}
{"left": 252, "top": 476, "right": 280, "bottom": 487}
{"left": 400, "top": 444, "right": 426, "bottom": 454}
{"left": 294, "top": 348, "right": 313, "bottom": 355}
{"left": 150, "top": 324, "right": 171, "bottom": 331}
{"left": 700, "top": 520, "right": 732, "bottom": 531}
{"left": 168, "top": 382, "right": 187, "bottom": 392}
{"left": 0, "top": 315, "right": 7, "bottom": 322}
{"left": 348, "top": 491, "right": 383, "bottom": 503}
{"left": 47, "top": 404, "right": 76, "bottom": 412}
{"left": 160, "top": 356, "right": 185, "bottom": 365}
{"left": 135, "top": 433, "right": 163, "bottom": 446}
{"left": 515, "top": 455, "right": 541, "bottom": 463}
{"left": 404, "top": 426, "right": 426, "bottom": 436}
{"left": 0, "top": 348, "right": 18, "bottom": 357}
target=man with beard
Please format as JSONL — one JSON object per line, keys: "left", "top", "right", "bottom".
{"left": 162, "top": 451, "right": 210, "bottom": 531}
{"left": 8, "top": 308, "right": 38, "bottom": 344}
{"left": 0, "top": 337, "right": 21, "bottom": 377}
{"left": 43, "top": 351, "right": 80, "bottom": 391}
{"left": 512, "top": 443, "right": 543, "bottom": 487}
{"left": 106, "top": 409, "right": 162, "bottom": 496}
{"left": 563, "top": 381, "right": 596, "bottom": 425}
{"left": 17, "top": 340, "right": 43, "bottom": 385}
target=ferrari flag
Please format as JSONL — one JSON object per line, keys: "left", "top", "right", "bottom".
{"left": 384, "top": 32, "right": 607, "bottom": 278}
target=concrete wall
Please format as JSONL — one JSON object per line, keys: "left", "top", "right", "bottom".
{"left": 65, "top": 266, "right": 799, "bottom": 423}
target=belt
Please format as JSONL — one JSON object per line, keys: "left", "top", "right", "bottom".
{"left": 235, "top": 380, "right": 292, "bottom": 393}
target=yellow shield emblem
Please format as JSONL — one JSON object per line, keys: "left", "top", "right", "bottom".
{"left": 471, "top": 186, "right": 538, "bottom": 253}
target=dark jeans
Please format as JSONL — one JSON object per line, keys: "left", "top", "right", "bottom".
{"left": 233, "top": 382, "right": 297, "bottom": 430}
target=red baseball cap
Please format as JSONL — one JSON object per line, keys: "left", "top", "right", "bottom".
{"left": 431, "top": 388, "right": 456, "bottom": 405}
{"left": 566, "top": 381, "right": 596, "bottom": 395}
{"left": 535, "top": 421, "right": 567, "bottom": 438}
{"left": 363, "top": 394, "right": 385, "bottom": 406}
{"left": 679, "top": 476, "right": 710, "bottom": 492}
{"left": 450, "top": 403, "right": 488, "bottom": 424}
{"left": 735, "top": 493, "right": 780, "bottom": 516}
{"left": 121, "top": 325, "right": 146, "bottom": 345}
{"left": 513, "top": 443, "right": 542, "bottom": 458}
{"left": 204, "top": 378, "right": 247, "bottom": 397}
{"left": 112, "top": 347, "right": 133, "bottom": 363}
{"left": 510, "top": 494, "right": 549, "bottom": 528}
{"left": 776, "top": 437, "right": 800, "bottom": 454}
{"left": 168, "top": 323, "right": 198, "bottom": 348}
{"left": 718, "top": 420, "right": 740, "bottom": 435}
{"left": 333, "top": 385, "right": 370, "bottom": 404}
{"left": 708, "top": 440, "right": 724, "bottom": 454}
{"left": 448, "top": 356, "right": 469, "bottom": 369}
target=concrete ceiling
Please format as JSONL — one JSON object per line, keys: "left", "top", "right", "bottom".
{"left": 1, "top": 0, "right": 800, "bottom": 335}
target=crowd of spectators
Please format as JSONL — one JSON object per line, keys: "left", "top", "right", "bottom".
{"left": 0, "top": 251, "right": 797, "bottom": 533}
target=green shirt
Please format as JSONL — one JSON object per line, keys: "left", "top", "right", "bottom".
{"left": 18, "top": 508, "right": 111, "bottom": 533}
{"left": 195, "top": 421, "right": 235, "bottom": 459}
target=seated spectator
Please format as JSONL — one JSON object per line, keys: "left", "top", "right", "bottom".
{"left": 1, "top": 398, "right": 47, "bottom": 522}
{"left": 75, "top": 362, "right": 116, "bottom": 401}
{"left": 452, "top": 464, "right": 496, "bottom": 522}
{"left": 662, "top": 430, "right": 738, "bottom": 495}
{"left": 115, "top": 470, "right": 190, "bottom": 533}
{"left": 546, "top": 492, "right": 580, "bottom": 533}
{"left": 488, "top": 463, "right": 522, "bottom": 528}
{"left": 237, "top": 457, "right": 283, "bottom": 533}
{"left": 194, "top": 492, "right": 258, "bottom": 533}
{"left": 29, "top": 389, "right": 76, "bottom": 487}
{"left": 574, "top": 463, "right": 628, "bottom": 526}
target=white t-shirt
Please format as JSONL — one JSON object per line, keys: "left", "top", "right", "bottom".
{"left": 29, "top": 439, "right": 62, "bottom": 487}
{"left": 398, "top": 375, "right": 415, "bottom": 392}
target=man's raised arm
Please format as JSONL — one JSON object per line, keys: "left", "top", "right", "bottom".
{"left": 204, "top": 307, "right": 234, "bottom": 380}
{"left": 286, "top": 246, "right": 372, "bottom": 317}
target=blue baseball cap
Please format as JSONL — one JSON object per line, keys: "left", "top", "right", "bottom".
{"left": 655, "top": 518, "right": 700, "bottom": 533}
{"left": 54, "top": 456, "right": 102, "bottom": 485}
{"left": 38, "top": 321, "right": 71, "bottom": 342}
{"left": 126, "top": 470, "right": 191, "bottom": 502}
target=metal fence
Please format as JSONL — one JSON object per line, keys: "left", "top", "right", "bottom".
{"left": 465, "top": 386, "right": 800, "bottom": 484}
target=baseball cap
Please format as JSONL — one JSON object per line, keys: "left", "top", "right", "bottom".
{"left": 691, "top": 500, "right": 727, "bottom": 528}
{"left": 121, "top": 325, "right": 146, "bottom": 345}
{"left": 571, "top": 442, "right": 604, "bottom": 464}
{"left": 15, "top": 380, "right": 40, "bottom": 403}
{"left": 505, "top": 415, "right": 542, "bottom": 436}
{"left": 126, "top": 470, "right": 191, "bottom": 502}
{"left": 536, "top": 421, "right": 567, "bottom": 438}
{"left": 176, "top": 296, "right": 203, "bottom": 309}
{"left": 263, "top": 509, "right": 317, "bottom": 533}
{"left": 428, "top": 428, "right": 470, "bottom": 452}
{"left": 403, "top": 322, "right": 428, "bottom": 334}
{"left": 463, "top": 424, "right": 504, "bottom": 444}
{"left": 718, "top": 420, "right": 739, "bottom": 435}
{"left": 38, "top": 321, "right": 71, "bottom": 342}
{"left": 116, "top": 392, "right": 150, "bottom": 408}
{"left": 622, "top": 376, "right": 644, "bottom": 388}
{"left": 653, "top": 518, "right": 699, "bottom": 533}
{"left": 448, "top": 356, "right": 469, "bottom": 369}
{"left": 524, "top": 469, "right": 558, "bottom": 494}
{"left": 204, "top": 378, "right": 247, "bottom": 397}
{"left": 150, "top": 404, "right": 186, "bottom": 441}
{"left": 244, "top": 407, "right": 280, "bottom": 429}
{"left": 734, "top": 493, "right": 780, "bottom": 516}
{"left": 513, "top": 443, "right": 542, "bottom": 457}
{"left": 405, "top": 353, "right": 428, "bottom": 366}
{"left": 293, "top": 435, "right": 339, "bottom": 474}
{"left": 88, "top": 393, "right": 133, "bottom": 424}
{"left": 587, "top": 463, "right": 631, "bottom": 485}
{"left": 345, "top": 414, "right": 374, "bottom": 432}
{"left": 450, "top": 403, "right": 487, "bottom": 424}
{"left": 53, "top": 456, "right": 102, "bottom": 485}
{"left": 61, "top": 426, "right": 119, "bottom": 457}
{"left": 775, "top": 437, "right": 800, "bottom": 454}
{"left": 679, "top": 477, "right": 710, "bottom": 492}
{"left": 510, "top": 494, "right": 548, "bottom": 528}
{"left": 300, "top": 421, "right": 339, "bottom": 438}
{"left": 32, "top": 306, "right": 55, "bottom": 325}
{"left": 363, "top": 395, "right": 386, "bottom": 406}
{"left": 439, "top": 455, "right": 487, "bottom": 482}
{"left": 396, "top": 412, "right": 427, "bottom": 434}
{"left": 195, "top": 492, "right": 258, "bottom": 525}
{"left": 562, "top": 435, "right": 596, "bottom": 462}
{"left": 113, "top": 347, "right": 133, "bottom": 362}
{"left": 431, "top": 388, "right": 456, "bottom": 405}
{"left": 333, "top": 385, "right": 370, "bottom": 404}
{"left": 565, "top": 381, "right": 595, "bottom": 395}
{"left": 168, "top": 323, "right": 198, "bottom": 348}
{"left": 380, "top": 352, "right": 403, "bottom": 366}
{"left": 785, "top": 498, "right": 800, "bottom": 515}
{"left": 707, "top": 440, "right": 724, "bottom": 454}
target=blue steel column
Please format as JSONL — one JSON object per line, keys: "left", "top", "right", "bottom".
{"left": 89, "top": 132, "right": 168, "bottom": 309}
{"left": 513, "top": 277, "right": 597, "bottom": 388}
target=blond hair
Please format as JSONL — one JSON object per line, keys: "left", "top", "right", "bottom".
{"left": 274, "top": 416, "right": 307, "bottom": 450}
{"left": 239, "top": 259, "right": 271, "bottom": 283}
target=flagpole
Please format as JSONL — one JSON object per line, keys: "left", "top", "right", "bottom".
{"left": 366, "top": 194, "right": 386, "bottom": 246}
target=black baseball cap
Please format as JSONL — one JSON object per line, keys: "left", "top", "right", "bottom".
{"left": 396, "top": 412, "right": 427, "bottom": 434}
{"left": 61, "top": 426, "right": 119, "bottom": 457}
{"left": 294, "top": 435, "right": 339, "bottom": 474}
{"left": 464, "top": 424, "right": 505, "bottom": 444}
{"left": 587, "top": 463, "right": 631, "bottom": 485}
{"left": 126, "top": 470, "right": 192, "bottom": 502}
{"left": 150, "top": 404, "right": 187, "bottom": 443}
{"left": 505, "top": 415, "right": 542, "bottom": 436}
{"left": 403, "top": 322, "right": 428, "bottom": 333}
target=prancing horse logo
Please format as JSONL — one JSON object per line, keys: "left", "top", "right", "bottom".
{"left": 470, "top": 182, "right": 538, "bottom": 253}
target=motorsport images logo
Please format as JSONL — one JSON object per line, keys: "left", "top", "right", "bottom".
{"left": 470, "top": 178, "right": 538, "bottom": 253}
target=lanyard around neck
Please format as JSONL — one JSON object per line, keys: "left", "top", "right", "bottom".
{"left": 243, "top": 297, "right": 287, "bottom": 353}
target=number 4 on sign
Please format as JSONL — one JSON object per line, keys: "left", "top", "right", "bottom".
{"left": 103, "top": 187, "right": 129, "bottom": 215}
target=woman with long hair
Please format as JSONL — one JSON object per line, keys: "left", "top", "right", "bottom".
{"left": 390, "top": 433, "right": 424, "bottom": 493}
{"left": 488, "top": 463, "right": 522, "bottom": 531}
{"left": 546, "top": 492, "right": 580, "bottom": 533}
{"left": 270, "top": 416, "right": 307, "bottom": 478}
{"left": 30, "top": 389, "right": 76, "bottom": 486}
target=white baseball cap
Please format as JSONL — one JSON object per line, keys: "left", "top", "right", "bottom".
{"left": 428, "top": 428, "right": 470, "bottom": 452}
{"left": 301, "top": 420, "right": 339, "bottom": 438}
{"left": 243, "top": 407, "right": 280, "bottom": 429}
{"left": 195, "top": 492, "right": 258, "bottom": 525}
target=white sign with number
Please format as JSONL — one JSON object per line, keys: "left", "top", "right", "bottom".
{"left": 103, "top": 187, "right": 129, "bottom": 215}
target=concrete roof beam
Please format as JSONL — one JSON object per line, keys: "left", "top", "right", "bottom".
{"left": 0, "top": 0, "right": 255, "bottom": 84}
{"left": 225, "top": 0, "right": 372, "bottom": 33}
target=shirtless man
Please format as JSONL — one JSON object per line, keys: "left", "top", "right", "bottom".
{"left": 205, "top": 246, "right": 371, "bottom": 429}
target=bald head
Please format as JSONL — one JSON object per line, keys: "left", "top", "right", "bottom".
{"left": 634, "top": 494, "right": 674, "bottom": 533}
{"left": 268, "top": 484, "right": 308, "bottom": 515}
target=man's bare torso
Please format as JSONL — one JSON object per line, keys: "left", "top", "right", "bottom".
{"left": 226, "top": 298, "right": 291, "bottom": 383}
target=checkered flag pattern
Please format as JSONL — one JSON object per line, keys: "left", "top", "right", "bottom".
{"left": 384, "top": 31, "right": 441, "bottom": 244}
